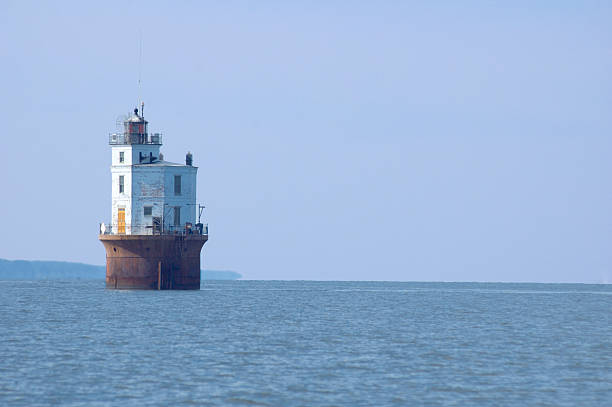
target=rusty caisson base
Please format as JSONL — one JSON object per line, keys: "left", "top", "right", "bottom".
{"left": 99, "top": 234, "right": 207, "bottom": 290}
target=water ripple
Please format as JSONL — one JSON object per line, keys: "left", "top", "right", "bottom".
{"left": 0, "top": 280, "right": 610, "bottom": 406}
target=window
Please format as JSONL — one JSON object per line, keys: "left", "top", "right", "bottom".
{"left": 144, "top": 206, "right": 152, "bottom": 216}
{"left": 119, "top": 151, "right": 124, "bottom": 163}
{"left": 174, "top": 206, "right": 181, "bottom": 226}
{"left": 174, "top": 175, "right": 182, "bottom": 195}
{"left": 119, "top": 175, "right": 124, "bottom": 194}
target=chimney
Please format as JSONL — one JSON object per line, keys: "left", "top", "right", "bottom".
{"left": 186, "top": 152, "right": 193, "bottom": 166}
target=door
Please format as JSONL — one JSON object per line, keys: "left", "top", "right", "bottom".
{"left": 173, "top": 206, "right": 181, "bottom": 228}
{"left": 152, "top": 217, "right": 161, "bottom": 235}
{"left": 117, "top": 208, "right": 125, "bottom": 234}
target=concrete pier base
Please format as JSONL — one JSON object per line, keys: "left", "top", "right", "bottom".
{"left": 99, "top": 234, "right": 207, "bottom": 290}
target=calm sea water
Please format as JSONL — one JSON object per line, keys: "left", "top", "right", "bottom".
{"left": 0, "top": 280, "right": 610, "bottom": 406}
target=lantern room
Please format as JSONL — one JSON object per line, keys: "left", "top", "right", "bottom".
{"left": 124, "top": 108, "right": 148, "bottom": 144}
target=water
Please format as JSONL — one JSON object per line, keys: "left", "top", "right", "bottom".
{"left": 0, "top": 280, "right": 610, "bottom": 406}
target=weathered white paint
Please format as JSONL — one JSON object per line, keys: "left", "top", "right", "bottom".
{"left": 110, "top": 143, "right": 198, "bottom": 235}
{"left": 111, "top": 144, "right": 161, "bottom": 166}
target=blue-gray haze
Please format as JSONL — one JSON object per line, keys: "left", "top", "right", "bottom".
{"left": 0, "top": 2, "right": 611, "bottom": 282}
{"left": 0, "top": 258, "right": 241, "bottom": 280}
{"left": 1, "top": 281, "right": 610, "bottom": 406}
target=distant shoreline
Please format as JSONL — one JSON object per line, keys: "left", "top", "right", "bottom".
{"left": 0, "top": 258, "right": 241, "bottom": 280}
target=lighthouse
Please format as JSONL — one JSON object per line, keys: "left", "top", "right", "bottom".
{"left": 99, "top": 106, "right": 208, "bottom": 289}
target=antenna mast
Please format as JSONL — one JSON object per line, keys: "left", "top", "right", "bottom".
{"left": 137, "top": 30, "right": 143, "bottom": 111}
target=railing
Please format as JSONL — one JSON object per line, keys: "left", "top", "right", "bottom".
{"left": 109, "top": 133, "right": 163, "bottom": 145}
{"left": 99, "top": 222, "right": 208, "bottom": 236}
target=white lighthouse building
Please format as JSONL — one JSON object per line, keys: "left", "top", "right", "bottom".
{"left": 107, "top": 107, "right": 199, "bottom": 235}
{"left": 100, "top": 105, "right": 208, "bottom": 290}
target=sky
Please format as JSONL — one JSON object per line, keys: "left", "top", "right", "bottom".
{"left": 0, "top": 1, "right": 611, "bottom": 282}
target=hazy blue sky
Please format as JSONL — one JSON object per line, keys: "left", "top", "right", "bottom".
{"left": 1, "top": 1, "right": 611, "bottom": 282}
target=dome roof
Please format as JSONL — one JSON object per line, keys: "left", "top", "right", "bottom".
{"left": 126, "top": 108, "right": 147, "bottom": 123}
{"left": 127, "top": 115, "right": 145, "bottom": 123}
